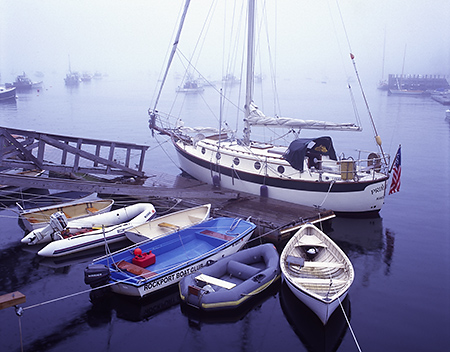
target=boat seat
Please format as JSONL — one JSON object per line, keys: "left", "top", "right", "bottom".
{"left": 286, "top": 255, "right": 345, "bottom": 270}
{"left": 158, "top": 222, "right": 179, "bottom": 229}
{"left": 227, "top": 260, "right": 260, "bottom": 280}
{"left": 86, "top": 207, "right": 98, "bottom": 214}
{"left": 116, "top": 260, "right": 157, "bottom": 279}
{"left": 294, "top": 277, "right": 347, "bottom": 285}
{"left": 195, "top": 273, "right": 236, "bottom": 289}
{"left": 303, "top": 261, "right": 345, "bottom": 269}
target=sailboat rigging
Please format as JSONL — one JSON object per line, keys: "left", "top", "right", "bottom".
{"left": 149, "top": 0, "right": 390, "bottom": 216}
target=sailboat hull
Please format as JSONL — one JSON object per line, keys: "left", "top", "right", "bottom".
{"left": 174, "top": 138, "right": 388, "bottom": 215}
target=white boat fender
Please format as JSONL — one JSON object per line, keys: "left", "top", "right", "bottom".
{"left": 21, "top": 211, "right": 68, "bottom": 245}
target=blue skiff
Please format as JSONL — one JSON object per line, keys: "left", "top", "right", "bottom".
{"left": 84, "top": 217, "right": 256, "bottom": 298}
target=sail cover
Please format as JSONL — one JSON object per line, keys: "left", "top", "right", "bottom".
{"left": 284, "top": 137, "right": 337, "bottom": 171}
{"left": 246, "top": 103, "right": 361, "bottom": 131}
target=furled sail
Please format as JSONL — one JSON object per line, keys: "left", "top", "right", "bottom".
{"left": 245, "top": 103, "right": 361, "bottom": 131}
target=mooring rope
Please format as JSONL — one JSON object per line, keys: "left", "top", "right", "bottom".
{"left": 316, "top": 179, "right": 335, "bottom": 209}
{"left": 16, "top": 311, "right": 23, "bottom": 352}
{"left": 338, "top": 295, "right": 363, "bottom": 352}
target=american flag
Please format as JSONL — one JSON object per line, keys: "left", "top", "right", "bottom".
{"left": 389, "top": 146, "right": 401, "bottom": 195}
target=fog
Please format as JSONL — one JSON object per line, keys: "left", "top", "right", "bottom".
{"left": 1, "top": 0, "right": 449, "bottom": 85}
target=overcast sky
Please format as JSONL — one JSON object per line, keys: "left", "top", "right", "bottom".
{"left": 1, "top": 0, "right": 449, "bottom": 84}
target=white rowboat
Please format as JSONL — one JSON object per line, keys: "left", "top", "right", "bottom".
{"left": 125, "top": 204, "right": 211, "bottom": 243}
{"left": 20, "top": 198, "right": 114, "bottom": 231}
{"left": 280, "top": 223, "right": 354, "bottom": 325}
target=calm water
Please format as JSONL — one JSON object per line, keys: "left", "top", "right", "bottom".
{"left": 0, "top": 73, "right": 449, "bottom": 352}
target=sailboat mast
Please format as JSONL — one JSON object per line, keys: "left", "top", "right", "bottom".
{"left": 152, "top": 0, "right": 191, "bottom": 112}
{"left": 243, "top": 0, "right": 255, "bottom": 145}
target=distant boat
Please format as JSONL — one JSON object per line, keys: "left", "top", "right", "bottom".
{"left": 431, "top": 89, "right": 450, "bottom": 105}
{"left": 81, "top": 73, "right": 92, "bottom": 82}
{"left": 377, "top": 80, "right": 389, "bottom": 91}
{"left": 0, "top": 86, "right": 16, "bottom": 101}
{"left": 280, "top": 223, "right": 354, "bottom": 325}
{"left": 84, "top": 217, "right": 256, "bottom": 298}
{"left": 6, "top": 72, "right": 42, "bottom": 90}
{"left": 221, "top": 73, "right": 240, "bottom": 85}
{"left": 176, "top": 79, "right": 205, "bottom": 93}
{"left": 388, "top": 88, "right": 427, "bottom": 96}
{"left": 65, "top": 71, "right": 81, "bottom": 86}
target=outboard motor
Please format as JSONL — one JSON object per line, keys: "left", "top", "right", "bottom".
{"left": 21, "top": 211, "right": 68, "bottom": 245}
{"left": 84, "top": 264, "right": 111, "bottom": 288}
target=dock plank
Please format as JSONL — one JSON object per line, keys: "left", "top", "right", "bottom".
{"left": 0, "top": 167, "right": 334, "bottom": 244}
{"left": 0, "top": 291, "right": 26, "bottom": 310}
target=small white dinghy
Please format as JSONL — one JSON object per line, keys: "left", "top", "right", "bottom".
{"left": 21, "top": 203, "right": 156, "bottom": 257}
{"left": 34, "top": 203, "right": 156, "bottom": 257}
{"left": 125, "top": 204, "right": 211, "bottom": 243}
{"left": 280, "top": 223, "right": 354, "bottom": 325}
{"left": 19, "top": 197, "right": 114, "bottom": 231}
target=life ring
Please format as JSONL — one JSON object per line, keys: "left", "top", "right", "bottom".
{"left": 367, "top": 152, "right": 381, "bottom": 171}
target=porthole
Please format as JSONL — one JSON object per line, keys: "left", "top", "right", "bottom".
{"left": 254, "top": 161, "right": 261, "bottom": 170}
{"left": 233, "top": 157, "right": 240, "bottom": 165}
{"left": 201, "top": 147, "right": 206, "bottom": 154}
{"left": 216, "top": 152, "right": 221, "bottom": 160}
{"left": 277, "top": 165, "right": 285, "bottom": 174}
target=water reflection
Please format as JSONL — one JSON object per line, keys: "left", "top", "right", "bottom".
{"left": 0, "top": 243, "right": 52, "bottom": 293}
{"left": 88, "top": 286, "right": 180, "bottom": 323}
{"left": 0, "top": 98, "right": 17, "bottom": 110}
{"left": 180, "top": 280, "right": 280, "bottom": 329}
{"left": 279, "top": 281, "right": 350, "bottom": 352}
{"left": 326, "top": 217, "right": 384, "bottom": 253}
{"left": 325, "top": 216, "right": 395, "bottom": 283}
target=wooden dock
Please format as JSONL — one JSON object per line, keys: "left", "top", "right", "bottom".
{"left": 0, "top": 125, "right": 334, "bottom": 244}
{"left": 0, "top": 169, "right": 334, "bottom": 243}
{"left": 0, "top": 126, "right": 147, "bottom": 177}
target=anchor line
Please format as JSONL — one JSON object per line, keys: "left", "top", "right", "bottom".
{"left": 338, "top": 295, "right": 363, "bottom": 352}
{"left": 316, "top": 180, "right": 335, "bottom": 208}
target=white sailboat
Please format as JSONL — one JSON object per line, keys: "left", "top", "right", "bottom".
{"left": 149, "top": 0, "right": 391, "bottom": 216}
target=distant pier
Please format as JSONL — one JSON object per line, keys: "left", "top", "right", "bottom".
{"left": 387, "top": 74, "right": 449, "bottom": 91}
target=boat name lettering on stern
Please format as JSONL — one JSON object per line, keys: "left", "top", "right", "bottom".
{"left": 370, "top": 184, "right": 385, "bottom": 195}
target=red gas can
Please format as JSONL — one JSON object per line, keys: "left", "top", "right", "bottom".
{"left": 132, "top": 250, "right": 156, "bottom": 268}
